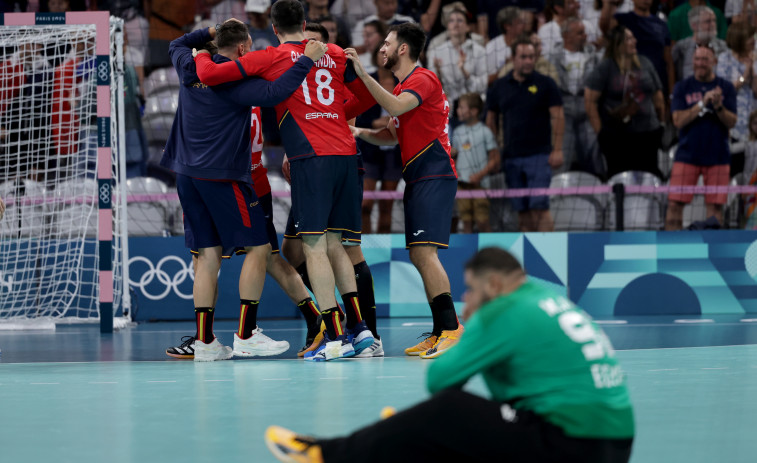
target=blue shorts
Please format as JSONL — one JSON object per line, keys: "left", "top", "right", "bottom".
{"left": 364, "top": 147, "right": 403, "bottom": 182}
{"left": 404, "top": 178, "right": 457, "bottom": 248}
{"left": 190, "top": 192, "right": 279, "bottom": 259}
{"left": 504, "top": 154, "right": 551, "bottom": 212}
{"left": 177, "top": 174, "right": 268, "bottom": 253}
{"left": 289, "top": 155, "right": 361, "bottom": 239}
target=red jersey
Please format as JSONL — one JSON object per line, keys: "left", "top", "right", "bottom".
{"left": 249, "top": 106, "right": 271, "bottom": 197}
{"left": 392, "top": 66, "right": 457, "bottom": 183}
{"left": 195, "top": 42, "right": 365, "bottom": 161}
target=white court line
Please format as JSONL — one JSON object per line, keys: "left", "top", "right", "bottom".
{"left": 204, "top": 379, "right": 232, "bottom": 382}
{"left": 740, "top": 319, "right": 757, "bottom": 322}
{"left": 376, "top": 376, "right": 405, "bottom": 379}
{"left": 595, "top": 320, "right": 628, "bottom": 325}
{"left": 147, "top": 380, "right": 176, "bottom": 383}
{"left": 648, "top": 369, "right": 678, "bottom": 371}
{"left": 673, "top": 319, "right": 715, "bottom": 324}
{"left": 701, "top": 367, "right": 728, "bottom": 370}
{"left": 262, "top": 378, "right": 291, "bottom": 381}
{"left": 320, "top": 377, "right": 346, "bottom": 380}
{"left": 89, "top": 381, "right": 118, "bottom": 384}
{"left": 31, "top": 382, "right": 59, "bottom": 385}
{"left": 401, "top": 322, "right": 433, "bottom": 327}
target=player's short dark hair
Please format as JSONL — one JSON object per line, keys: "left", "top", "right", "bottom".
{"left": 510, "top": 36, "right": 534, "bottom": 57}
{"left": 271, "top": 0, "right": 305, "bottom": 35}
{"left": 465, "top": 248, "right": 524, "bottom": 276}
{"left": 305, "top": 22, "right": 329, "bottom": 42}
{"left": 199, "top": 41, "right": 218, "bottom": 55}
{"left": 388, "top": 22, "right": 426, "bottom": 62}
{"left": 216, "top": 20, "right": 249, "bottom": 49}
{"left": 458, "top": 92, "right": 483, "bottom": 114}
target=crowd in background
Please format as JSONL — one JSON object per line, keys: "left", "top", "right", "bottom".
{"left": 4, "top": 0, "right": 757, "bottom": 231}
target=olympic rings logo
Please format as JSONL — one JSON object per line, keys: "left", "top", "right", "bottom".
{"left": 99, "top": 183, "right": 110, "bottom": 204}
{"left": 97, "top": 61, "right": 109, "bottom": 81}
{"left": 128, "top": 255, "right": 194, "bottom": 300}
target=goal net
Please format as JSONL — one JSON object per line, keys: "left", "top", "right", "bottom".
{"left": 0, "top": 12, "right": 129, "bottom": 331}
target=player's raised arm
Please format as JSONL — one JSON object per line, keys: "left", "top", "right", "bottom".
{"left": 169, "top": 27, "right": 215, "bottom": 82}
{"left": 221, "top": 53, "right": 317, "bottom": 107}
{"left": 344, "top": 47, "right": 419, "bottom": 117}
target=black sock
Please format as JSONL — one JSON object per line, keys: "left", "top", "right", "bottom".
{"left": 430, "top": 293, "right": 458, "bottom": 336}
{"left": 295, "top": 262, "right": 313, "bottom": 293}
{"left": 321, "top": 307, "right": 343, "bottom": 339}
{"left": 195, "top": 307, "right": 215, "bottom": 344}
{"left": 354, "top": 261, "right": 378, "bottom": 338}
{"left": 297, "top": 297, "right": 320, "bottom": 331}
{"left": 341, "top": 292, "right": 362, "bottom": 330}
{"left": 238, "top": 299, "right": 260, "bottom": 339}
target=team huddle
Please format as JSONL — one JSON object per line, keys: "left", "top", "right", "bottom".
{"left": 161, "top": 0, "right": 460, "bottom": 363}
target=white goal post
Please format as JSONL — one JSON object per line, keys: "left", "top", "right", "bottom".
{"left": 0, "top": 12, "right": 129, "bottom": 332}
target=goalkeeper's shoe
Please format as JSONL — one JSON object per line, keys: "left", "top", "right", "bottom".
{"left": 265, "top": 426, "right": 323, "bottom": 463}
{"left": 194, "top": 336, "right": 233, "bottom": 362}
{"left": 420, "top": 324, "right": 465, "bottom": 359}
{"left": 166, "top": 335, "right": 196, "bottom": 359}
{"left": 233, "top": 327, "right": 290, "bottom": 357}
{"left": 404, "top": 332, "right": 438, "bottom": 356}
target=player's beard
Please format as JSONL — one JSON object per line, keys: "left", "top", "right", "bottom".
{"left": 383, "top": 50, "right": 399, "bottom": 70}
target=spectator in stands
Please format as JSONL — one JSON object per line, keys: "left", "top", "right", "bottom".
{"left": 356, "top": 57, "right": 403, "bottom": 234}
{"left": 666, "top": 44, "right": 736, "bottom": 230}
{"left": 746, "top": 109, "right": 757, "bottom": 182}
{"left": 499, "top": 32, "right": 560, "bottom": 83}
{"left": 548, "top": 17, "right": 604, "bottom": 175}
{"left": 486, "top": 37, "right": 564, "bottom": 232}
{"left": 668, "top": 0, "right": 727, "bottom": 42}
{"left": 672, "top": 6, "right": 726, "bottom": 82}
{"left": 351, "top": 0, "right": 415, "bottom": 54}
{"left": 357, "top": 20, "right": 387, "bottom": 75}
{"left": 485, "top": 6, "right": 525, "bottom": 85}
{"left": 600, "top": 0, "right": 675, "bottom": 99}
{"left": 452, "top": 93, "right": 500, "bottom": 233}
{"left": 207, "top": 0, "right": 246, "bottom": 25}
{"left": 581, "top": 0, "right": 633, "bottom": 33}
{"left": 585, "top": 26, "right": 665, "bottom": 179}
{"left": 477, "top": 0, "right": 545, "bottom": 41}
{"left": 725, "top": 0, "right": 756, "bottom": 23}
{"left": 245, "top": 0, "right": 278, "bottom": 50}
{"left": 144, "top": 0, "right": 197, "bottom": 70}
{"left": 330, "top": 0, "right": 376, "bottom": 30}
{"left": 426, "top": 2, "right": 485, "bottom": 50}
{"left": 716, "top": 21, "right": 757, "bottom": 175}
{"left": 417, "top": 0, "right": 481, "bottom": 39}
{"left": 538, "top": 0, "right": 599, "bottom": 58}
{"left": 427, "top": 6, "right": 487, "bottom": 114}
{"left": 306, "top": 0, "right": 351, "bottom": 48}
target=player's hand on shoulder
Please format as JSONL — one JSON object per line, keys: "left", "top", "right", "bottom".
{"left": 304, "top": 40, "right": 328, "bottom": 62}
{"left": 193, "top": 48, "right": 211, "bottom": 58}
{"left": 344, "top": 48, "right": 366, "bottom": 77}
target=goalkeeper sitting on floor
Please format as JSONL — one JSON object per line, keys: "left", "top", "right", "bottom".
{"left": 266, "top": 247, "right": 635, "bottom": 463}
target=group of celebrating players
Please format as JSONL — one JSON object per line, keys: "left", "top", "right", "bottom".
{"left": 161, "top": 0, "right": 461, "bottom": 363}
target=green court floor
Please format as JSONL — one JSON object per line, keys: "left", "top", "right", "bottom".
{"left": 1, "top": 320, "right": 756, "bottom": 462}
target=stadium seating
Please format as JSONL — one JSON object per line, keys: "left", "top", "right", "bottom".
{"left": 607, "top": 171, "right": 665, "bottom": 231}
{"left": 53, "top": 178, "right": 99, "bottom": 238}
{"left": 126, "top": 177, "right": 173, "bottom": 236}
{"left": 550, "top": 171, "right": 606, "bottom": 232}
{"left": 143, "top": 67, "right": 180, "bottom": 97}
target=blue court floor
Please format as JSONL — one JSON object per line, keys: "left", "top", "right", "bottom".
{"left": 1, "top": 316, "right": 757, "bottom": 463}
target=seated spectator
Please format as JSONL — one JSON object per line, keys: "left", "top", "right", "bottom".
{"left": 246, "top": 0, "right": 278, "bottom": 50}
{"left": 356, "top": 20, "right": 387, "bottom": 75}
{"left": 351, "top": 0, "right": 414, "bottom": 54}
{"left": 600, "top": 0, "right": 674, "bottom": 98}
{"left": 666, "top": 44, "right": 736, "bottom": 230}
{"left": 672, "top": 6, "right": 726, "bottom": 82}
{"left": 452, "top": 93, "right": 500, "bottom": 233}
{"left": 716, "top": 21, "right": 757, "bottom": 176}
{"left": 498, "top": 32, "right": 560, "bottom": 83}
{"left": 547, "top": 17, "right": 604, "bottom": 175}
{"left": 426, "top": 2, "right": 485, "bottom": 50}
{"left": 428, "top": 6, "right": 487, "bottom": 113}
{"left": 538, "top": 0, "right": 599, "bottom": 58}
{"left": 485, "top": 6, "right": 525, "bottom": 85}
{"left": 668, "top": 0, "right": 727, "bottom": 42}
{"left": 306, "top": 0, "right": 351, "bottom": 48}
{"left": 487, "top": 38, "right": 564, "bottom": 232}
{"left": 585, "top": 26, "right": 665, "bottom": 179}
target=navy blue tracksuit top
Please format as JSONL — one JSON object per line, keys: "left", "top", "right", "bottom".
{"left": 160, "top": 28, "right": 314, "bottom": 182}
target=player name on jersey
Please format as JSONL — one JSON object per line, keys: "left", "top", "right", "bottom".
{"left": 289, "top": 51, "right": 336, "bottom": 69}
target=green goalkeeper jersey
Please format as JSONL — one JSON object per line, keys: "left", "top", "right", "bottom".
{"left": 427, "top": 281, "right": 634, "bottom": 439}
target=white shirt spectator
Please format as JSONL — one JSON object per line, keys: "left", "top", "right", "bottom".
{"left": 485, "top": 35, "right": 511, "bottom": 77}
{"left": 538, "top": 19, "right": 599, "bottom": 57}
{"left": 351, "top": 13, "right": 415, "bottom": 48}
{"left": 330, "top": 0, "right": 377, "bottom": 30}
{"left": 428, "top": 37, "right": 487, "bottom": 104}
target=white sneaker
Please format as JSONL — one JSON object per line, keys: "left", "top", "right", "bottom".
{"left": 233, "top": 327, "right": 290, "bottom": 357}
{"left": 355, "top": 338, "right": 384, "bottom": 358}
{"left": 193, "top": 337, "right": 233, "bottom": 362}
